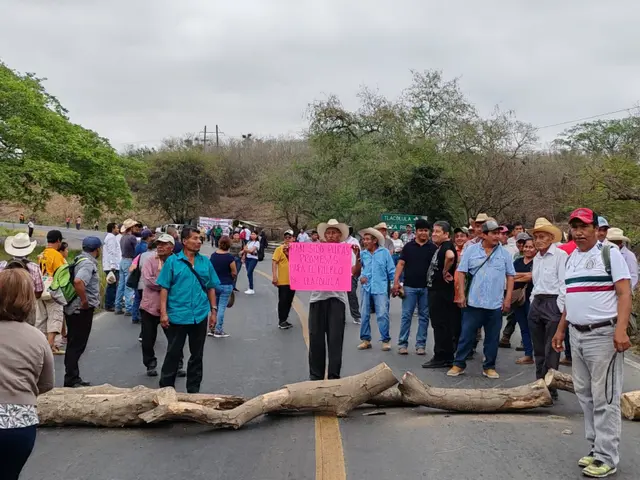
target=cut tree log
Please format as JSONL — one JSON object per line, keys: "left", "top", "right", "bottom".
{"left": 544, "top": 369, "right": 574, "bottom": 393}
{"left": 38, "top": 386, "right": 246, "bottom": 427}
{"left": 621, "top": 391, "right": 640, "bottom": 420}
{"left": 365, "top": 385, "right": 417, "bottom": 408}
{"left": 397, "top": 372, "right": 553, "bottom": 412}
{"left": 140, "top": 362, "right": 398, "bottom": 429}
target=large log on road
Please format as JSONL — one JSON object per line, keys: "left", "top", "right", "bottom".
{"left": 140, "top": 363, "right": 398, "bottom": 428}
{"left": 544, "top": 369, "right": 575, "bottom": 393}
{"left": 621, "top": 391, "right": 640, "bottom": 420}
{"left": 397, "top": 372, "right": 553, "bottom": 412}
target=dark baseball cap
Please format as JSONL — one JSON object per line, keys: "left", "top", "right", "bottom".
{"left": 46, "top": 230, "right": 63, "bottom": 243}
{"left": 82, "top": 236, "right": 102, "bottom": 251}
{"left": 141, "top": 229, "right": 153, "bottom": 239}
{"left": 569, "top": 208, "right": 597, "bottom": 226}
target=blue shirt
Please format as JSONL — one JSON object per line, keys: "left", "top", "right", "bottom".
{"left": 157, "top": 251, "right": 220, "bottom": 324}
{"left": 457, "top": 243, "right": 515, "bottom": 310}
{"left": 135, "top": 242, "right": 148, "bottom": 256}
{"left": 360, "top": 247, "right": 396, "bottom": 295}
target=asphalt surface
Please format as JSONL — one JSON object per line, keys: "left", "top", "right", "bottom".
{"left": 20, "top": 242, "right": 640, "bottom": 480}
{"left": 0, "top": 221, "right": 105, "bottom": 250}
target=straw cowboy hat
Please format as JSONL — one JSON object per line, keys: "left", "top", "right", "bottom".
{"left": 373, "top": 222, "right": 389, "bottom": 230}
{"left": 531, "top": 217, "right": 562, "bottom": 243}
{"left": 4, "top": 232, "right": 37, "bottom": 257}
{"left": 359, "top": 227, "right": 385, "bottom": 247}
{"left": 317, "top": 219, "right": 349, "bottom": 242}
{"left": 474, "top": 213, "right": 489, "bottom": 223}
{"left": 121, "top": 218, "right": 141, "bottom": 231}
{"left": 607, "top": 227, "right": 630, "bottom": 243}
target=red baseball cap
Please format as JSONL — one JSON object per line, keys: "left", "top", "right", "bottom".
{"left": 568, "top": 208, "right": 596, "bottom": 225}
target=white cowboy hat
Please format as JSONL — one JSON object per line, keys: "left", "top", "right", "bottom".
{"left": 121, "top": 218, "right": 141, "bottom": 231}
{"left": 317, "top": 219, "right": 349, "bottom": 242}
{"left": 474, "top": 213, "right": 489, "bottom": 223}
{"left": 606, "top": 227, "right": 630, "bottom": 243}
{"left": 4, "top": 233, "right": 37, "bottom": 257}
{"left": 373, "top": 222, "right": 389, "bottom": 230}
{"left": 531, "top": 217, "right": 562, "bottom": 243}
{"left": 359, "top": 227, "right": 385, "bottom": 247}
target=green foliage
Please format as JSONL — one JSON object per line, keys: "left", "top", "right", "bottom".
{"left": 138, "top": 148, "right": 220, "bottom": 224}
{"left": 555, "top": 117, "right": 640, "bottom": 159}
{"left": 0, "top": 62, "right": 133, "bottom": 214}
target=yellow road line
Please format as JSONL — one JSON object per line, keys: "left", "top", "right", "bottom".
{"left": 255, "top": 269, "right": 346, "bottom": 480}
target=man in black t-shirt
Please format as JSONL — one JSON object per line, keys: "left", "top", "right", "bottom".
{"left": 392, "top": 219, "right": 436, "bottom": 355}
{"left": 423, "top": 221, "right": 459, "bottom": 368}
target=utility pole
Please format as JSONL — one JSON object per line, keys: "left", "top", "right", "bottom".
{"left": 202, "top": 125, "right": 207, "bottom": 152}
{"left": 197, "top": 125, "right": 220, "bottom": 150}
{"left": 215, "top": 124, "right": 219, "bottom": 148}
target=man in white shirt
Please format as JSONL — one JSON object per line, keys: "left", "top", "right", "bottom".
{"left": 345, "top": 227, "right": 361, "bottom": 324}
{"left": 552, "top": 208, "right": 632, "bottom": 478}
{"left": 297, "top": 229, "right": 310, "bottom": 243}
{"left": 528, "top": 218, "right": 567, "bottom": 400}
{"left": 103, "top": 222, "right": 122, "bottom": 311}
{"left": 606, "top": 228, "right": 638, "bottom": 290}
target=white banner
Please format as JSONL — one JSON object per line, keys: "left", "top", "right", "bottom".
{"left": 198, "top": 217, "right": 233, "bottom": 231}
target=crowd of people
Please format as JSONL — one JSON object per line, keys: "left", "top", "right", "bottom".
{"left": 0, "top": 208, "right": 638, "bottom": 478}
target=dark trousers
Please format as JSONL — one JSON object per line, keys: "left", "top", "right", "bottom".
{"left": 308, "top": 298, "right": 345, "bottom": 380}
{"left": 528, "top": 295, "right": 561, "bottom": 380}
{"left": 277, "top": 285, "right": 296, "bottom": 324}
{"left": 347, "top": 276, "right": 361, "bottom": 320}
{"left": 428, "top": 288, "right": 460, "bottom": 362}
{"left": 28, "top": 227, "right": 34, "bottom": 238}
{"left": 0, "top": 425, "right": 37, "bottom": 480}
{"left": 104, "top": 269, "right": 119, "bottom": 309}
{"left": 501, "top": 311, "right": 517, "bottom": 341}
{"left": 160, "top": 320, "right": 207, "bottom": 393}
{"left": 141, "top": 309, "right": 183, "bottom": 369}
{"left": 64, "top": 308, "right": 94, "bottom": 386}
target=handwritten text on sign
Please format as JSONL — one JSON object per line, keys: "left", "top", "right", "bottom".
{"left": 288, "top": 242, "right": 352, "bottom": 291}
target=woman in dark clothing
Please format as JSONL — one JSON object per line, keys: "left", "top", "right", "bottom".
{"left": 229, "top": 232, "right": 244, "bottom": 291}
{"left": 513, "top": 238, "right": 536, "bottom": 365}
{"left": 257, "top": 230, "right": 269, "bottom": 261}
{"left": 209, "top": 236, "right": 237, "bottom": 338}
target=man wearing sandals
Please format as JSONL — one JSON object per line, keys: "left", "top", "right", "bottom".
{"left": 552, "top": 208, "right": 632, "bottom": 478}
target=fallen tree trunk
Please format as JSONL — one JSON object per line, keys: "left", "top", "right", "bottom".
{"left": 397, "top": 372, "right": 553, "bottom": 412}
{"left": 140, "top": 362, "right": 398, "bottom": 428}
{"left": 38, "top": 386, "right": 246, "bottom": 427}
{"left": 621, "top": 391, "right": 640, "bottom": 420}
{"left": 364, "top": 386, "right": 417, "bottom": 408}
{"left": 544, "top": 369, "right": 574, "bottom": 393}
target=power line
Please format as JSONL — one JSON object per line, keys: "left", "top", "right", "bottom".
{"left": 534, "top": 106, "right": 637, "bottom": 131}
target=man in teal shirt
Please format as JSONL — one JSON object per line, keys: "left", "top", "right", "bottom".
{"left": 158, "top": 227, "right": 220, "bottom": 393}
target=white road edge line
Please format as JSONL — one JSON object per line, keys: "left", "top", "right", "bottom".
{"left": 624, "top": 356, "right": 640, "bottom": 371}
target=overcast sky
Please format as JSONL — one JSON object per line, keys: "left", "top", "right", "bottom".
{"left": 1, "top": 0, "right": 638, "bottom": 150}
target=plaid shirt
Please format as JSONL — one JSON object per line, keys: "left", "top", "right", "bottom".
{"left": 0, "top": 258, "right": 44, "bottom": 294}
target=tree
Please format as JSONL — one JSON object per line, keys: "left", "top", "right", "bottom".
{"left": 0, "top": 62, "right": 134, "bottom": 213}
{"left": 138, "top": 149, "right": 220, "bottom": 224}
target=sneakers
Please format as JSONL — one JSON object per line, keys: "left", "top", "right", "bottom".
{"left": 415, "top": 347, "right": 426, "bottom": 356}
{"left": 515, "top": 356, "right": 534, "bottom": 365}
{"left": 578, "top": 452, "right": 595, "bottom": 468}
{"left": 213, "top": 330, "right": 230, "bottom": 338}
{"left": 352, "top": 318, "right": 361, "bottom": 325}
{"left": 177, "top": 369, "right": 187, "bottom": 378}
{"left": 398, "top": 347, "right": 408, "bottom": 355}
{"left": 207, "top": 329, "right": 215, "bottom": 337}
{"left": 244, "top": 289, "right": 255, "bottom": 295}
{"left": 357, "top": 340, "right": 372, "bottom": 350}
{"left": 381, "top": 342, "right": 391, "bottom": 352}
{"left": 482, "top": 369, "right": 500, "bottom": 379}
{"left": 582, "top": 460, "right": 616, "bottom": 478}
{"left": 278, "top": 322, "right": 293, "bottom": 329}
{"left": 447, "top": 366, "right": 465, "bottom": 377}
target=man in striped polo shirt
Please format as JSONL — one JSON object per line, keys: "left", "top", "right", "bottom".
{"left": 552, "top": 208, "right": 632, "bottom": 478}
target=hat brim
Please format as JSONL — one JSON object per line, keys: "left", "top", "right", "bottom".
{"left": 358, "top": 228, "right": 385, "bottom": 247}
{"left": 4, "top": 236, "right": 37, "bottom": 257}
{"left": 317, "top": 222, "right": 349, "bottom": 242}
{"left": 607, "top": 235, "right": 630, "bottom": 243}
{"left": 532, "top": 225, "right": 562, "bottom": 243}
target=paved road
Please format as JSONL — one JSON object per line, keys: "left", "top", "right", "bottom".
{"left": 21, "top": 244, "right": 640, "bottom": 480}
{"left": 0, "top": 221, "right": 105, "bottom": 250}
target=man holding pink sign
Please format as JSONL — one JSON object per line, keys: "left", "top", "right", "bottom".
{"left": 289, "top": 219, "right": 358, "bottom": 380}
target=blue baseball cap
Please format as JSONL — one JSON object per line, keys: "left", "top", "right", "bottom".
{"left": 82, "top": 236, "right": 102, "bottom": 251}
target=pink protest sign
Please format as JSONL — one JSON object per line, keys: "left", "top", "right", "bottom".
{"left": 288, "top": 242, "right": 352, "bottom": 291}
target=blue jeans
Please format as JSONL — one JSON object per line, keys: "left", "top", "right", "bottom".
{"left": 245, "top": 258, "right": 258, "bottom": 290}
{"left": 398, "top": 286, "right": 429, "bottom": 348}
{"left": 233, "top": 257, "right": 242, "bottom": 289}
{"left": 454, "top": 306, "right": 502, "bottom": 370}
{"left": 104, "top": 269, "right": 119, "bottom": 309}
{"left": 115, "top": 258, "right": 134, "bottom": 313}
{"left": 132, "top": 289, "right": 142, "bottom": 323}
{"left": 215, "top": 284, "right": 234, "bottom": 331}
{"left": 0, "top": 425, "right": 36, "bottom": 480}
{"left": 359, "top": 291, "right": 390, "bottom": 342}
{"left": 514, "top": 298, "right": 533, "bottom": 357}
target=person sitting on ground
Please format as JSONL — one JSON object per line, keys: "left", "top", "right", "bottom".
{"left": 0, "top": 269, "right": 55, "bottom": 480}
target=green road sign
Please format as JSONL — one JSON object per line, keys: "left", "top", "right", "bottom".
{"left": 380, "top": 213, "right": 428, "bottom": 232}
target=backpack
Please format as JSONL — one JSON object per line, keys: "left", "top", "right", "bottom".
{"left": 239, "top": 230, "right": 246, "bottom": 240}
{"left": 49, "top": 257, "right": 87, "bottom": 306}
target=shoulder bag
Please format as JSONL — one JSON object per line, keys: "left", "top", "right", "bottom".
{"left": 179, "top": 258, "right": 208, "bottom": 295}
{"left": 464, "top": 247, "right": 497, "bottom": 299}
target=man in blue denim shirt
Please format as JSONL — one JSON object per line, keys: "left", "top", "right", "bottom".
{"left": 449, "top": 219, "right": 515, "bottom": 379}
{"left": 392, "top": 219, "right": 437, "bottom": 355}
{"left": 354, "top": 227, "right": 395, "bottom": 351}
